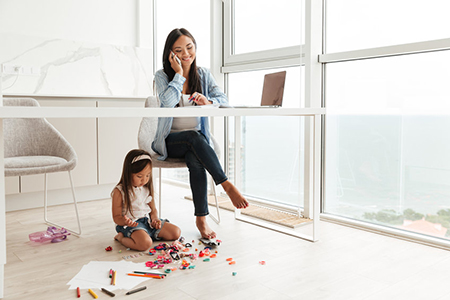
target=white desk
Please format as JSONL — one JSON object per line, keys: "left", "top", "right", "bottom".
{"left": 0, "top": 106, "right": 324, "bottom": 298}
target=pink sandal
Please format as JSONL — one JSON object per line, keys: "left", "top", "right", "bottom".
{"left": 29, "top": 226, "right": 70, "bottom": 243}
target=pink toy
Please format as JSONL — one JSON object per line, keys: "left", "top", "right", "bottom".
{"left": 29, "top": 226, "right": 70, "bottom": 243}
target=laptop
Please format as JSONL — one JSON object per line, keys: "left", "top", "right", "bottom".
{"left": 225, "top": 71, "right": 286, "bottom": 108}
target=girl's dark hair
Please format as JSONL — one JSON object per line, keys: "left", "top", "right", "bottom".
{"left": 162, "top": 28, "right": 202, "bottom": 95}
{"left": 118, "top": 149, "right": 154, "bottom": 219}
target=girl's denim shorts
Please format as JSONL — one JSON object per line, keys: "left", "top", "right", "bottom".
{"left": 115, "top": 216, "right": 168, "bottom": 241}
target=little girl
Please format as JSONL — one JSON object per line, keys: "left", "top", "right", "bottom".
{"left": 112, "top": 149, "right": 181, "bottom": 251}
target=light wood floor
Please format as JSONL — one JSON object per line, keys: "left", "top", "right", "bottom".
{"left": 5, "top": 183, "right": 450, "bottom": 300}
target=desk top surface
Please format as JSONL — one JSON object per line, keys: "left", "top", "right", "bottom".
{"left": 0, "top": 106, "right": 325, "bottom": 118}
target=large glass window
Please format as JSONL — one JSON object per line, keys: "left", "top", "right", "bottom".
{"left": 233, "top": 0, "right": 302, "bottom": 54}
{"left": 324, "top": 50, "right": 450, "bottom": 240}
{"left": 326, "top": 0, "right": 450, "bottom": 53}
{"left": 224, "top": 0, "right": 304, "bottom": 213}
{"left": 228, "top": 67, "right": 304, "bottom": 206}
{"left": 223, "top": 0, "right": 302, "bottom": 69}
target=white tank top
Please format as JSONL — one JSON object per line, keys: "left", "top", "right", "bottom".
{"left": 171, "top": 94, "right": 201, "bottom": 132}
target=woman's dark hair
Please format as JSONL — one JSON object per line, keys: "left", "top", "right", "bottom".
{"left": 162, "top": 28, "right": 202, "bottom": 95}
{"left": 118, "top": 149, "right": 154, "bottom": 219}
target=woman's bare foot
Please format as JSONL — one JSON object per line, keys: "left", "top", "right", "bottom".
{"left": 222, "top": 180, "right": 249, "bottom": 209}
{"left": 114, "top": 232, "right": 124, "bottom": 242}
{"left": 196, "top": 216, "right": 216, "bottom": 239}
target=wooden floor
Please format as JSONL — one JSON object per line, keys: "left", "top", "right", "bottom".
{"left": 5, "top": 183, "right": 450, "bottom": 300}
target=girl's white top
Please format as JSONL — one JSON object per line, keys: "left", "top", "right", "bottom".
{"left": 112, "top": 184, "right": 152, "bottom": 220}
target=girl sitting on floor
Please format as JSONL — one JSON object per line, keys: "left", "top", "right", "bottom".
{"left": 112, "top": 149, "right": 181, "bottom": 251}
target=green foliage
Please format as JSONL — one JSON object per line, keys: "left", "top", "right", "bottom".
{"left": 403, "top": 208, "right": 424, "bottom": 221}
{"left": 363, "top": 208, "right": 450, "bottom": 230}
{"left": 363, "top": 209, "right": 403, "bottom": 225}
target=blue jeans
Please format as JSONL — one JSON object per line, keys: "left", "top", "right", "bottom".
{"left": 165, "top": 130, "right": 228, "bottom": 216}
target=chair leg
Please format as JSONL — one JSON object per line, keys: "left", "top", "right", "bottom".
{"left": 208, "top": 175, "right": 220, "bottom": 224}
{"left": 44, "top": 171, "right": 82, "bottom": 235}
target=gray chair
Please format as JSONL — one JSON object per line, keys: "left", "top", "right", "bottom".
{"left": 3, "top": 98, "right": 81, "bottom": 235}
{"left": 138, "top": 96, "right": 221, "bottom": 223}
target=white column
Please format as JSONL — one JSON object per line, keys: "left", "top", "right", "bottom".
{"left": 303, "top": 0, "right": 323, "bottom": 218}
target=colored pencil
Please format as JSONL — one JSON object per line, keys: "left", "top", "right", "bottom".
{"left": 113, "top": 270, "right": 117, "bottom": 285}
{"left": 126, "top": 273, "right": 164, "bottom": 279}
{"left": 77, "top": 287, "right": 80, "bottom": 298}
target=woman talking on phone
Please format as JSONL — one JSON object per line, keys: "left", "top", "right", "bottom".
{"left": 152, "top": 28, "right": 249, "bottom": 239}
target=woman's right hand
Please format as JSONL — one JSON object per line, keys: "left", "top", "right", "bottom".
{"left": 169, "top": 52, "right": 183, "bottom": 76}
{"left": 123, "top": 215, "right": 138, "bottom": 227}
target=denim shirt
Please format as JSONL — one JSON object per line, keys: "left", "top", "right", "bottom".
{"left": 151, "top": 67, "right": 228, "bottom": 160}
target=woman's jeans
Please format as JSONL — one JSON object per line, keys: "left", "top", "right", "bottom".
{"left": 165, "top": 130, "right": 228, "bottom": 216}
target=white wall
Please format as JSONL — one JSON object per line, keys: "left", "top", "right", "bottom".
{"left": 0, "top": 0, "right": 138, "bottom": 46}
{"left": 1, "top": 0, "right": 154, "bottom": 210}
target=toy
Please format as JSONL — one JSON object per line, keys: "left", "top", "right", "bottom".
{"left": 29, "top": 226, "right": 70, "bottom": 243}
{"left": 105, "top": 246, "right": 113, "bottom": 251}
{"left": 199, "top": 238, "right": 221, "bottom": 247}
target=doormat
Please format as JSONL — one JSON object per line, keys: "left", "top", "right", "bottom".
{"left": 184, "top": 195, "right": 312, "bottom": 228}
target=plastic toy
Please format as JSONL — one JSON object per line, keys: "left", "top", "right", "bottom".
{"left": 199, "top": 238, "right": 221, "bottom": 247}
{"left": 29, "top": 226, "right": 70, "bottom": 243}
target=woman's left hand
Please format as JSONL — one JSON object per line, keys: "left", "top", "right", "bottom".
{"left": 189, "top": 92, "right": 212, "bottom": 106}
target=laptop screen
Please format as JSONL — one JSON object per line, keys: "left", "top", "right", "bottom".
{"left": 260, "top": 71, "right": 286, "bottom": 107}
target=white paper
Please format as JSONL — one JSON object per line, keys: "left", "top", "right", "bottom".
{"left": 67, "top": 260, "right": 152, "bottom": 291}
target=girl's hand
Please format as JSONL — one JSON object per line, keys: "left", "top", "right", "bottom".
{"left": 189, "top": 92, "right": 212, "bottom": 106}
{"left": 123, "top": 215, "right": 138, "bottom": 227}
{"left": 169, "top": 52, "right": 183, "bottom": 76}
{"left": 151, "top": 218, "right": 162, "bottom": 229}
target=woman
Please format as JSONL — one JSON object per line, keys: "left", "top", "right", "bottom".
{"left": 152, "top": 28, "right": 249, "bottom": 239}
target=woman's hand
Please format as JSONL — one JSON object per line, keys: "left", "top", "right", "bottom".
{"left": 123, "top": 215, "right": 138, "bottom": 227}
{"left": 189, "top": 92, "right": 212, "bottom": 106}
{"left": 169, "top": 52, "right": 183, "bottom": 76}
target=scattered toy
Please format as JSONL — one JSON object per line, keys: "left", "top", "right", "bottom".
{"left": 199, "top": 238, "right": 221, "bottom": 247}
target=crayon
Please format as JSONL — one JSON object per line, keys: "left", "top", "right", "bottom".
{"left": 101, "top": 287, "right": 115, "bottom": 297}
{"left": 113, "top": 270, "right": 117, "bottom": 286}
{"left": 110, "top": 269, "right": 115, "bottom": 285}
{"left": 77, "top": 287, "right": 80, "bottom": 298}
{"left": 109, "top": 269, "right": 113, "bottom": 278}
{"left": 126, "top": 286, "right": 147, "bottom": 295}
{"left": 88, "top": 288, "right": 98, "bottom": 299}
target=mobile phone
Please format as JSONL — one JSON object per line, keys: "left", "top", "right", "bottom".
{"left": 171, "top": 51, "right": 181, "bottom": 66}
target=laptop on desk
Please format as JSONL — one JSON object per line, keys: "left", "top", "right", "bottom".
{"left": 226, "top": 71, "right": 286, "bottom": 108}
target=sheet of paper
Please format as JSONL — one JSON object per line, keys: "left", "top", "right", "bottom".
{"left": 67, "top": 260, "right": 151, "bottom": 291}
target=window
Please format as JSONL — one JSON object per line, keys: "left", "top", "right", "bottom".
{"left": 326, "top": 0, "right": 450, "bottom": 52}
{"left": 223, "top": 0, "right": 302, "bottom": 72}
{"left": 223, "top": 0, "right": 305, "bottom": 211}
{"left": 228, "top": 67, "right": 304, "bottom": 206}
{"left": 233, "top": 0, "right": 302, "bottom": 55}
{"left": 323, "top": 0, "right": 450, "bottom": 242}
